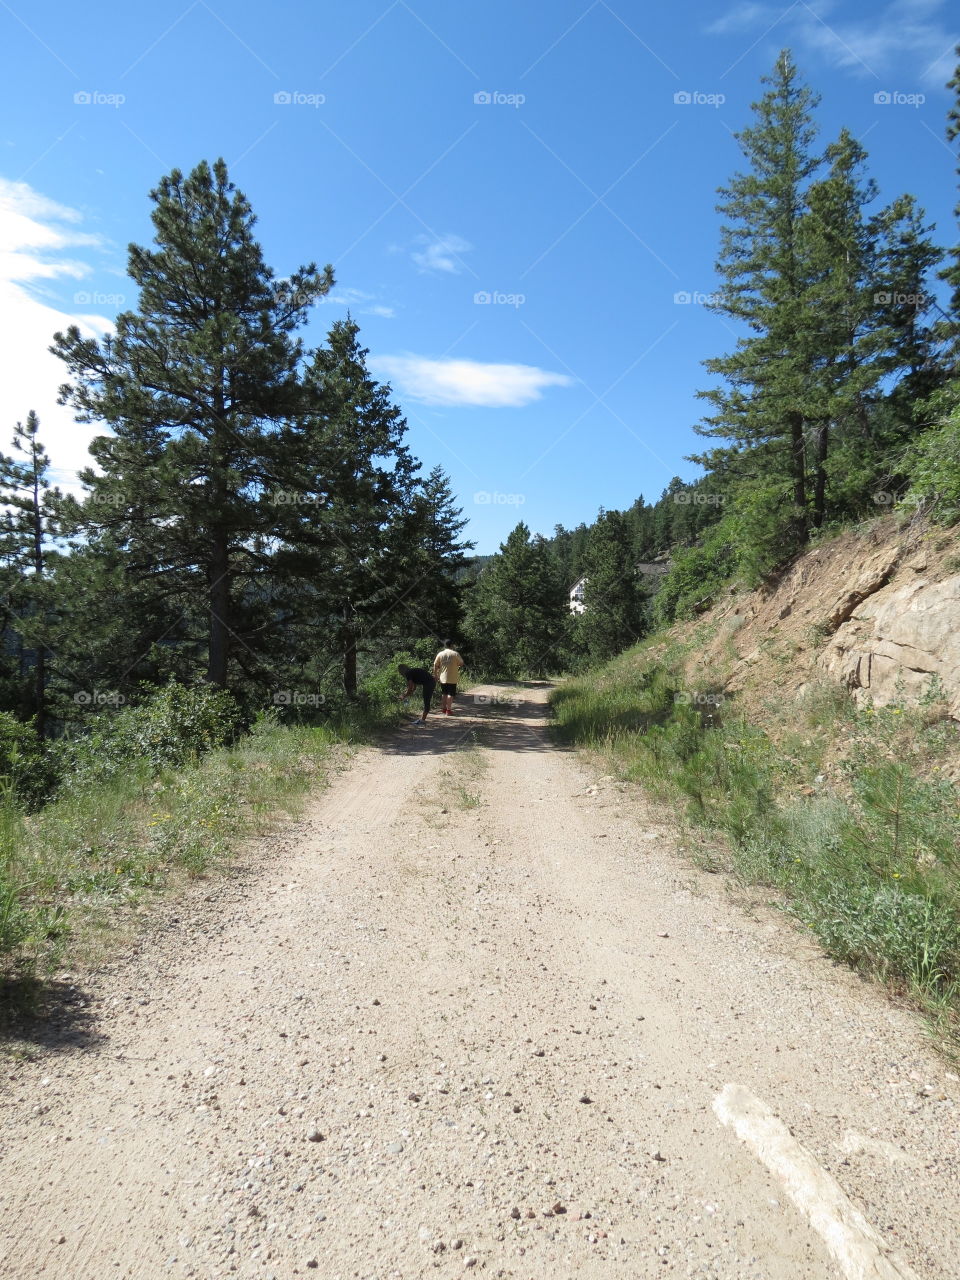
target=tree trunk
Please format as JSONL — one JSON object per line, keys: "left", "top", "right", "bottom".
{"left": 811, "top": 420, "right": 828, "bottom": 530}
{"left": 787, "top": 410, "right": 808, "bottom": 544}
{"left": 343, "top": 616, "right": 358, "bottom": 700}
{"left": 207, "top": 529, "right": 230, "bottom": 687}
{"left": 32, "top": 467, "right": 46, "bottom": 738}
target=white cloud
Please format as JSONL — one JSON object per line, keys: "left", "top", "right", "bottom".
{"left": 707, "top": 0, "right": 958, "bottom": 85}
{"left": 0, "top": 178, "right": 112, "bottom": 493}
{"left": 318, "top": 286, "right": 395, "bottom": 318}
{"left": 705, "top": 3, "right": 775, "bottom": 36}
{"left": 370, "top": 354, "right": 573, "bottom": 408}
{"left": 411, "top": 233, "right": 472, "bottom": 274}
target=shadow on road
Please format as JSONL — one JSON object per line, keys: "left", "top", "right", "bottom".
{"left": 378, "top": 683, "right": 568, "bottom": 757}
{"left": 1, "top": 977, "right": 106, "bottom": 1056}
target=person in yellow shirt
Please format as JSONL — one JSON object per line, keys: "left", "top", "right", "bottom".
{"left": 432, "top": 641, "right": 464, "bottom": 716}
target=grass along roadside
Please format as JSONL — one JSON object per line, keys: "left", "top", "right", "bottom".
{"left": 0, "top": 715, "right": 350, "bottom": 1018}
{"left": 551, "top": 649, "right": 960, "bottom": 1049}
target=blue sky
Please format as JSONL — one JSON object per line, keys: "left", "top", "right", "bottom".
{"left": 1, "top": 0, "right": 957, "bottom": 553}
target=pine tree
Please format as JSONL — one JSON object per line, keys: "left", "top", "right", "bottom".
{"left": 0, "top": 412, "right": 59, "bottom": 733}
{"left": 52, "top": 159, "right": 334, "bottom": 690}
{"left": 576, "top": 509, "right": 647, "bottom": 661}
{"left": 391, "top": 465, "right": 474, "bottom": 645}
{"left": 796, "top": 128, "right": 887, "bottom": 527}
{"left": 463, "top": 523, "right": 569, "bottom": 677}
{"left": 273, "top": 318, "right": 418, "bottom": 698}
{"left": 942, "top": 46, "right": 960, "bottom": 368}
{"left": 692, "top": 50, "right": 822, "bottom": 568}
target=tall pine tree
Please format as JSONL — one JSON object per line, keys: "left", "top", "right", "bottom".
{"left": 52, "top": 159, "right": 334, "bottom": 690}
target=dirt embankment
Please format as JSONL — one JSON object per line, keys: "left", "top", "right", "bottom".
{"left": 686, "top": 515, "right": 960, "bottom": 721}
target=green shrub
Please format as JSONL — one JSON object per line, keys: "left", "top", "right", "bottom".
{"left": 56, "top": 682, "right": 244, "bottom": 791}
{"left": 653, "top": 524, "right": 736, "bottom": 626}
{"left": 904, "top": 406, "right": 960, "bottom": 524}
{"left": 0, "top": 712, "right": 59, "bottom": 809}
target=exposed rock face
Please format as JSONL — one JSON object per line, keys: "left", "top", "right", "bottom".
{"left": 694, "top": 518, "right": 960, "bottom": 720}
{"left": 820, "top": 574, "right": 960, "bottom": 716}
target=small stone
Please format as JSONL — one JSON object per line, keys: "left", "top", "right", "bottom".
{"left": 54, "top": 1235, "right": 66, "bottom": 1245}
{"left": 408, "top": 1093, "right": 422, "bottom": 1102}
{"left": 387, "top": 1141, "right": 404, "bottom": 1153}
{"left": 579, "top": 1095, "right": 592, "bottom": 1104}
{"left": 372, "top": 999, "right": 381, "bottom": 1006}
{"left": 510, "top": 1207, "right": 521, "bottom": 1220}
{"left": 650, "top": 1150, "right": 667, "bottom": 1162}
{"left": 552, "top": 1202, "right": 566, "bottom": 1215}
{"left": 306, "top": 1128, "right": 324, "bottom": 1142}
{"left": 464, "top": 1257, "right": 477, "bottom": 1268}
{"left": 657, "top": 931, "right": 669, "bottom": 938}
{"left": 432, "top": 1240, "right": 446, "bottom": 1254}
{"left": 512, "top": 1104, "right": 521, "bottom": 1113}
{"left": 306, "top": 1261, "right": 319, "bottom": 1270}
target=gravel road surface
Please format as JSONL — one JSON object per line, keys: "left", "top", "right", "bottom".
{"left": 1, "top": 684, "right": 957, "bottom": 1280}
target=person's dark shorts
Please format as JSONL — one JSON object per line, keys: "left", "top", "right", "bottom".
{"left": 440, "top": 683, "right": 458, "bottom": 697}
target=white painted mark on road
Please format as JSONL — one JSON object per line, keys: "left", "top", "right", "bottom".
{"left": 713, "top": 1083, "right": 921, "bottom": 1280}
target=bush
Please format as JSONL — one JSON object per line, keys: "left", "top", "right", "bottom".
{"left": 0, "top": 712, "right": 59, "bottom": 809}
{"left": 653, "top": 524, "right": 736, "bottom": 626}
{"left": 56, "top": 682, "right": 244, "bottom": 792}
{"left": 904, "top": 406, "right": 960, "bottom": 525}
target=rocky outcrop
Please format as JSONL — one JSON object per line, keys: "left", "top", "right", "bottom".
{"left": 694, "top": 518, "right": 960, "bottom": 719}
{"left": 820, "top": 573, "right": 960, "bottom": 716}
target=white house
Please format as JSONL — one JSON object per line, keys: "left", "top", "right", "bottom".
{"left": 568, "top": 560, "right": 670, "bottom": 615}
{"left": 569, "top": 576, "right": 587, "bottom": 614}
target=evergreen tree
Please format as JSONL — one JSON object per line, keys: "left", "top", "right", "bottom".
{"left": 392, "top": 465, "right": 474, "bottom": 646}
{"left": 575, "top": 509, "right": 647, "bottom": 661}
{"left": 942, "top": 46, "right": 960, "bottom": 368}
{"left": 692, "top": 50, "right": 822, "bottom": 570}
{"left": 797, "top": 128, "right": 886, "bottom": 527}
{"left": 0, "top": 412, "right": 59, "bottom": 733}
{"left": 51, "top": 159, "right": 334, "bottom": 691}
{"left": 275, "top": 317, "right": 418, "bottom": 698}
{"left": 463, "top": 523, "right": 568, "bottom": 677}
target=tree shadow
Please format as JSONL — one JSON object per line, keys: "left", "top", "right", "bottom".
{"left": 379, "top": 684, "right": 560, "bottom": 756}
{"left": 1, "top": 976, "right": 106, "bottom": 1056}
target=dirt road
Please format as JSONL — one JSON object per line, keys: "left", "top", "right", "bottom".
{"left": 2, "top": 685, "right": 958, "bottom": 1280}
